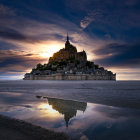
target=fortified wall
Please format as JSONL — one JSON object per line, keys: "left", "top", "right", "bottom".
{"left": 24, "top": 73, "right": 116, "bottom": 80}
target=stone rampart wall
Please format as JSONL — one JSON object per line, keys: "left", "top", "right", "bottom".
{"left": 24, "top": 74, "right": 116, "bottom": 80}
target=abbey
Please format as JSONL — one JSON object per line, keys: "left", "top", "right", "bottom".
{"left": 49, "top": 35, "right": 87, "bottom": 63}
{"left": 24, "top": 34, "right": 116, "bottom": 80}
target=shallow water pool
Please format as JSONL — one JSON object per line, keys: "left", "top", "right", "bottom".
{"left": 0, "top": 92, "right": 140, "bottom": 140}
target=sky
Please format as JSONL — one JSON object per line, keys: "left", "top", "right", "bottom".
{"left": 0, "top": 0, "right": 140, "bottom": 80}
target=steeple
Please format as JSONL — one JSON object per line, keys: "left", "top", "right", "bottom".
{"left": 67, "top": 32, "right": 69, "bottom": 42}
{"left": 65, "top": 32, "right": 70, "bottom": 48}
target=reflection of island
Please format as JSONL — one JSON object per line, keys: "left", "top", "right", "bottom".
{"left": 47, "top": 97, "right": 87, "bottom": 127}
{"left": 36, "top": 96, "right": 87, "bottom": 127}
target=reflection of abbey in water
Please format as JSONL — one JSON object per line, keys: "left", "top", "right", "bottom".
{"left": 36, "top": 96, "right": 87, "bottom": 127}
{"left": 47, "top": 97, "right": 87, "bottom": 127}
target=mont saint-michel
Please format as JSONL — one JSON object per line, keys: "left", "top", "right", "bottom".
{"left": 24, "top": 35, "right": 116, "bottom": 80}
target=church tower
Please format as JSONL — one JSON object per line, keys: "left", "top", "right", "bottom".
{"left": 65, "top": 32, "right": 70, "bottom": 49}
{"left": 65, "top": 33, "right": 77, "bottom": 53}
{"left": 67, "top": 32, "right": 69, "bottom": 42}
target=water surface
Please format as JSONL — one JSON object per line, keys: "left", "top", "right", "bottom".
{"left": 0, "top": 92, "right": 140, "bottom": 140}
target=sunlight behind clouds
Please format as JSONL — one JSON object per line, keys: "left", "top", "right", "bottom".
{"left": 38, "top": 42, "right": 64, "bottom": 58}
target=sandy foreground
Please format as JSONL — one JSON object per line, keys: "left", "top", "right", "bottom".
{"left": 0, "top": 115, "right": 76, "bottom": 140}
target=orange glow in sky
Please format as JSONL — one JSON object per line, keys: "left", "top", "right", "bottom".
{"left": 37, "top": 42, "right": 64, "bottom": 58}
{"left": 39, "top": 103, "right": 58, "bottom": 114}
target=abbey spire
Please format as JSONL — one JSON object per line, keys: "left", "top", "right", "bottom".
{"left": 65, "top": 32, "right": 71, "bottom": 50}
{"left": 67, "top": 32, "right": 69, "bottom": 42}
{"left": 65, "top": 32, "right": 70, "bottom": 45}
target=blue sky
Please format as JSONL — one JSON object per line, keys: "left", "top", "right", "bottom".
{"left": 0, "top": 0, "right": 140, "bottom": 80}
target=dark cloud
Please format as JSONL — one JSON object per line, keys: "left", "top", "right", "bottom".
{"left": 24, "top": 54, "right": 35, "bottom": 56}
{"left": 0, "top": 4, "right": 16, "bottom": 17}
{"left": 94, "top": 43, "right": 140, "bottom": 68}
{"left": 76, "top": 0, "right": 140, "bottom": 41}
{"left": 0, "top": 28, "right": 40, "bottom": 43}
{"left": 0, "top": 41, "right": 18, "bottom": 50}
{"left": 0, "top": 50, "right": 47, "bottom": 74}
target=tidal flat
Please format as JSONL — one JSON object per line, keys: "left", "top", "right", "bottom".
{"left": 0, "top": 80, "right": 140, "bottom": 140}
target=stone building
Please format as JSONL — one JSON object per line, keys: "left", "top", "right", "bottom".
{"left": 49, "top": 34, "right": 87, "bottom": 63}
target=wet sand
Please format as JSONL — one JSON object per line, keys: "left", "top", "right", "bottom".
{"left": 0, "top": 80, "right": 140, "bottom": 109}
{"left": 0, "top": 115, "right": 75, "bottom": 140}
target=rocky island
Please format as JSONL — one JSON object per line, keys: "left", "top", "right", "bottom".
{"left": 24, "top": 34, "right": 116, "bottom": 80}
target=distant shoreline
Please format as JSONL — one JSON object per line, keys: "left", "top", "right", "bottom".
{"left": 0, "top": 115, "right": 74, "bottom": 140}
